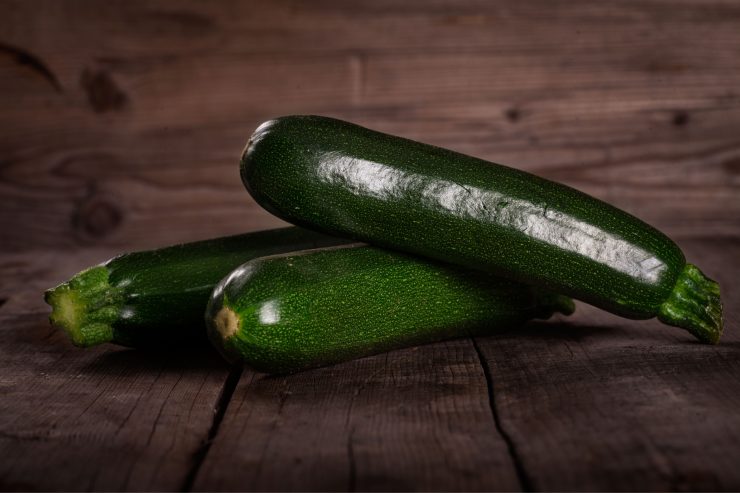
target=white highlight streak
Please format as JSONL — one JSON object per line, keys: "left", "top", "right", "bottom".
{"left": 317, "top": 156, "right": 666, "bottom": 283}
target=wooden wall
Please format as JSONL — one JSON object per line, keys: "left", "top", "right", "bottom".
{"left": 1, "top": 0, "right": 739, "bottom": 254}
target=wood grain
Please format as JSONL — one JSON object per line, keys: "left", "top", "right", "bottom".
{"left": 0, "top": 299, "right": 230, "bottom": 490}
{"left": 1, "top": 239, "right": 737, "bottom": 491}
{"left": 1, "top": 0, "right": 739, "bottom": 253}
{"left": 474, "top": 238, "right": 740, "bottom": 491}
{"left": 192, "top": 340, "right": 521, "bottom": 492}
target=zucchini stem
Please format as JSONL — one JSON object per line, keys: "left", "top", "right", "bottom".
{"left": 659, "top": 264, "right": 723, "bottom": 344}
{"left": 532, "top": 291, "right": 576, "bottom": 319}
{"left": 44, "top": 266, "right": 121, "bottom": 347}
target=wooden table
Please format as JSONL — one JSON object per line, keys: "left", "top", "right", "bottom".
{"left": 1, "top": 240, "right": 738, "bottom": 491}
{"left": 2, "top": 0, "right": 740, "bottom": 490}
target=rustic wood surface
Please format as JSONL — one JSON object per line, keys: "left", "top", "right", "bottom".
{"left": 1, "top": 0, "right": 739, "bottom": 253}
{"left": 1, "top": 238, "right": 738, "bottom": 491}
{"left": 1, "top": 0, "right": 739, "bottom": 491}
{"left": 476, "top": 239, "right": 740, "bottom": 492}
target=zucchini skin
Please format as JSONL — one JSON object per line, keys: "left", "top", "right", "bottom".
{"left": 45, "top": 227, "right": 349, "bottom": 348}
{"left": 206, "top": 245, "right": 574, "bottom": 374}
{"left": 241, "top": 115, "right": 722, "bottom": 343}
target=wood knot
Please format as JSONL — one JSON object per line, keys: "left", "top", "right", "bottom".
{"left": 722, "top": 157, "right": 740, "bottom": 176}
{"left": 504, "top": 107, "right": 521, "bottom": 123}
{"left": 80, "top": 68, "right": 128, "bottom": 113}
{"left": 672, "top": 111, "right": 689, "bottom": 127}
{"left": 74, "top": 195, "right": 123, "bottom": 240}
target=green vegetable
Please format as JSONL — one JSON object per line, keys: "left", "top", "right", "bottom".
{"left": 241, "top": 115, "right": 722, "bottom": 343}
{"left": 206, "top": 245, "right": 574, "bottom": 374}
{"left": 45, "top": 227, "right": 348, "bottom": 348}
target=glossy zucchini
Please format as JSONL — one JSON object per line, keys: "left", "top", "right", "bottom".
{"left": 206, "top": 245, "right": 574, "bottom": 373}
{"left": 45, "top": 227, "right": 348, "bottom": 348}
{"left": 241, "top": 115, "right": 722, "bottom": 343}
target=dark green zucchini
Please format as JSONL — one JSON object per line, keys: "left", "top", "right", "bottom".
{"left": 44, "top": 227, "right": 348, "bottom": 348}
{"left": 241, "top": 115, "right": 722, "bottom": 343}
{"left": 206, "top": 244, "right": 574, "bottom": 373}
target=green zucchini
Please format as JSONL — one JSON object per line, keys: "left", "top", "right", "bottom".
{"left": 241, "top": 115, "right": 722, "bottom": 343}
{"left": 206, "top": 244, "right": 574, "bottom": 373}
{"left": 45, "top": 227, "right": 348, "bottom": 348}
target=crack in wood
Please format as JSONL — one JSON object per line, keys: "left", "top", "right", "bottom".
{"left": 0, "top": 42, "right": 62, "bottom": 92}
{"left": 472, "top": 337, "right": 533, "bottom": 492}
{"left": 145, "top": 371, "right": 185, "bottom": 446}
{"left": 181, "top": 365, "right": 242, "bottom": 491}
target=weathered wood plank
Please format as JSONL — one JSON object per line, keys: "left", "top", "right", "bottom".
{"left": 4, "top": 1, "right": 740, "bottom": 59}
{"left": 1, "top": 241, "right": 736, "bottom": 491}
{"left": 474, "top": 238, "right": 740, "bottom": 491}
{"left": 192, "top": 340, "right": 522, "bottom": 491}
{"left": 0, "top": 300, "right": 230, "bottom": 490}
{"left": 1, "top": 0, "right": 739, "bottom": 253}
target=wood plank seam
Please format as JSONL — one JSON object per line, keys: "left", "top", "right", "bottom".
{"left": 181, "top": 366, "right": 243, "bottom": 491}
{"left": 472, "top": 337, "right": 532, "bottom": 492}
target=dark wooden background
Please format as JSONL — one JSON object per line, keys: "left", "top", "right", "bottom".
{"left": 1, "top": 1, "right": 739, "bottom": 491}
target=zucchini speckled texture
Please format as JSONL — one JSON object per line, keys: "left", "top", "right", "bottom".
{"left": 45, "top": 227, "right": 348, "bottom": 348}
{"left": 206, "top": 245, "right": 574, "bottom": 374}
{"left": 241, "top": 115, "right": 722, "bottom": 343}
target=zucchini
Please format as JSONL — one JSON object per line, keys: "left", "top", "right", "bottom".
{"left": 45, "top": 227, "right": 348, "bottom": 348}
{"left": 206, "top": 244, "right": 574, "bottom": 373}
{"left": 241, "top": 115, "right": 722, "bottom": 343}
